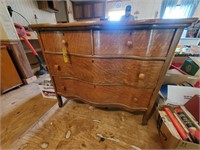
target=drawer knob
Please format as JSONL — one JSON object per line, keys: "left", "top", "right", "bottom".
{"left": 61, "top": 86, "right": 66, "bottom": 91}
{"left": 133, "top": 98, "right": 138, "bottom": 102}
{"left": 54, "top": 65, "right": 61, "bottom": 71}
{"left": 139, "top": 73, "right": 145, "bottom": 79}
{"left": 127, "top": 41, "right": 133, "bottom": 47}
{"left": 62, "top": 40, "right": 66, "bottom": 44}
{"left": 62, "top": 40, "right": 68, "bottom": 47}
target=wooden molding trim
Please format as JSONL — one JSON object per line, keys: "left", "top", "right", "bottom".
{"left": 57, "top": 92, "right": 148, "bottom": 112}
{"left": 44, "top": 51, "right": 166, "bottom": 61}
{"left": 59, "top": 76, "right": 155, "bottom": 89}
{"left": 29, "top": 18, "right": 198, "bottom": 31}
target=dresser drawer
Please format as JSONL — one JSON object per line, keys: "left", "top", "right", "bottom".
{"left": 40, "top": 31, "right": 93, "bottom": 54}
{"left": 45, "top": 54, "right": 163, "bottom": 88}
{"left": 94, "top": 29, "right": 175, "bottom": 57}
{"left": 55, "top": 78, "right": 153, "bottom": 109}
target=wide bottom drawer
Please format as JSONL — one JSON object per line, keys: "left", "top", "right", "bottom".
{"left": 54, "top": 77, "right": 153, "bottom": 110}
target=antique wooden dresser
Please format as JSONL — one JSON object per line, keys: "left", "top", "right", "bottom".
{"left": 30, "top": 18, "right": 197, "bottom": 124}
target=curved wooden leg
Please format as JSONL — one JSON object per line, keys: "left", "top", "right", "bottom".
{"left": 142, "top": 99, "right": 158, "bottom": 125}
{"left": 56, "top": 94, "right": 63, "bottom": 107}
{"left": 142, "top": 107, "right": 156, "bottom": 125}
{"left": 142, "top": 111, "right": 149, "bottom": 125}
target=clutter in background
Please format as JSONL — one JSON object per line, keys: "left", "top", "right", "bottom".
{"left": 157, "top": 41, "right": 200, "bottom": 148}
{"left": 159, "top": 54, "right": 200, "bottom": 104}
{"left": 38, "top": 75, "right": 56, "bottom": 99}
{"left": 170, "top": 56, "right": 199, "bottom": 77}
{"left": 156, "top": 101, "right": 200, "bottom": 149}
{"left": 159, "top": 46, "right": 200, "bottom": 104}
{"left": 176, "top": 45, "right": 200, "bottom": 56}
{"left": 185, "top": 20, "right": 200, "bottom": 38}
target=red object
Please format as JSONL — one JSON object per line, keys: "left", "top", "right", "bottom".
{"left": 164, "top": 107, "right": 188, "bottom": 140}
{"left": 14, "top": 23, "right": 46, "bottom": 75}
{"left": 194, "top": 80, "right": 200, "bottom": 88}
{"left": 14, "top": 23, "right": 38, "bottom": 56}
{"left": 189, "top": 129, "right": 200, "bottom": 141}
{"left": 170, "top": 64, "right": 188, "bottom": 75}
{"left": 171, "top": 62, "right": 182, "bottom": 68}
{"left": 175, "top": 107, "right": 200, "bottom": 142}
{"left": 184, "top": 95, "right": 200, "bottom": 122}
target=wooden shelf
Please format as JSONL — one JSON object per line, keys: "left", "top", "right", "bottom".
{"left": 20, "top": 31, "right": 38, "bottom": 40}
{"left": 179, "top": 38, "right": 200, "bottom": 46}
{"left": 25, "top": 48, "right": 41, "bottom": 54}
{"left": 73, "top": 1, "right": 105, "bottom": 20}
{"left": 37, "top": 1, "right": 58, "bottom": 13}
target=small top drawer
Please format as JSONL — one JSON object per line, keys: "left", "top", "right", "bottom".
{"left": 94, "top": 29, "right": 175, "bottom": 57}
{"left": 40, "top": 31, "right": 93, "bottom": 55}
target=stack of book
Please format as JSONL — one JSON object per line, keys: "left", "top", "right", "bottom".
{"left": 38, "top": 75, "right": 56, "bottom": 99}
{"left": 158, "top": 105, "right": 200, "bottom": 144}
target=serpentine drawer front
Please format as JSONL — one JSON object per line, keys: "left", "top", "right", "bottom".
{"left": 45, "top": 54, "right": 164, "bottom": 88}
{"left": 30, "top": 18, "right": 197, "bottom": 124}
{"left": 54, "top": 77, "right": 153, "bottom": 110}
{"left": 94, "top": 29, "right": 175, "bottom": 57}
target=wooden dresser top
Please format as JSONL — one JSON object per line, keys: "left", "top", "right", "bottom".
{"left": 29, "top": 18, "right": 198, "bottom": 31}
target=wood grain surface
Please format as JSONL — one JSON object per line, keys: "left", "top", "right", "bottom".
{"left": 1, "top": 83, "right": 162, "bottom": 149}
{"left": 29, "top": 18, "right": 198, "bottom": 30}
{"left": 0, "top": 46, "right": 22, "bottom": 93}
{"left": 45, "top": 54, "right": 163, "bottom": 88}
{"left": 1, "top": 94, "right": 56, "bottom": 149}
{"left": 1, "top": 40, "right": 34, "bottom": 79}
{"left": 94, "top": 29, "right": 174, "bottom": 57}
{"left": 142, "top": 29, "right": 184, "bottom": 125}
{"left": 8, "top": 100, "right": 163, "bottom": 149}
{"left": 54, "top": 78, "right": 153, "bottom": 110}
{"left": 40, "top": 31, "right": 93, "bottom": 54}
{"left": 33, "top": 18, "right": 197, "bottom": 124}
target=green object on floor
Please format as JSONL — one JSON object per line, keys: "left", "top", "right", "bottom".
{"left": 180, "top": 59, "right": 199, "bottom": 76}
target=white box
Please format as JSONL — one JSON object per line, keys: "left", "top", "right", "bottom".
{"left": 38, "top": 77, "right": 56, "bottom": 99}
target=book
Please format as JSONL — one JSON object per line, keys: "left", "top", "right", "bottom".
{"left": 174, "top": 107, "right": 200, "bottom": 143}
{"left": 159, "top": 110, "right": 182, "bottom": 139}
{"left": 184, "top": 95, "right": 200, "bottom": 122}
{"left": 181, "top": 106, "right": 200, "bottom": 130}
{"left": 164, "top": 107, "right": 188, "bottom": 140}
{"left": 159, "top": 84, "right": 177, "bottom": 100}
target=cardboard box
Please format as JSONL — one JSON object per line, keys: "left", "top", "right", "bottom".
{"left": 156, "top": 106, "right": 199, "bottom": 149}
{"left": 38, "top": 76, "right": 56, "bottom": 99}
{"left": 159, "top": 69, "right": 200, "bottom": 105}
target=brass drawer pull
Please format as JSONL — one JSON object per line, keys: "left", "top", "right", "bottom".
{"left": 62, "top": 40, "right": 68, "bottom": 47}
{"left": 139, "top": 73, "right": 145, "bottom": 79}
{"left": 54, "top": 65, "right": 61, "bottom": 71}
{"left": 62, "top": 40, "right": 66, "bottom": 44}
{"left": 133, "top": 97, "right": 138, "bottom": 102}
{"left": 61, "top": 86, "right": 66, "bottom": 91}
{"left": 126, "top": 40, "right": 133, "bottom": 48}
